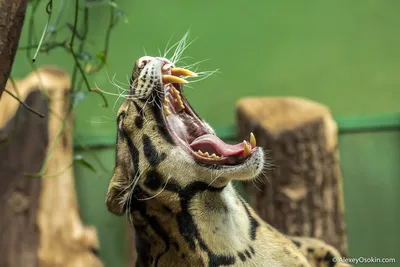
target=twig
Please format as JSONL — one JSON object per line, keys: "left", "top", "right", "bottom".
{"left": 69, "top": 0, "right": 79, "bottom": 48}
{"left": 91, "top": 0, "right": 117, "bottom": 72}
{"left": 32, "top": 0, "right": 53, "bottom": 62}
{"left": 26, "top": 0, "right": 40, "bottom": 61}
{"left": 3, "top": 89, "right": 45, "bottom": 118}
{"left": 68, "top": 47, "right": 108, "bottom": 106}
{"left": 67, "top": 0, "right": 108, "bottom": 107}
{"left": 19, "top": 42, "right": 66, "bottom": 51}
{"left": 71, "top": 7, "right": 89, "bottom": 91}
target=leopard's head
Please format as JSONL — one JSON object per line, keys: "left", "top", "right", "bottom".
{"left": 106, "top": 56, "right": 264, "bottom": 216}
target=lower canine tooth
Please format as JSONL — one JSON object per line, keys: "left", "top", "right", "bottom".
{"left": 243, "top": 141, "right": 251, "bottom": 157}
{"left": 250, "top": 132, "right": 256, "bottom": 147}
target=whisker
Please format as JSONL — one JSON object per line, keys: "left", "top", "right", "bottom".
{"left": 252, "top": 179, "right": 263, "bottom": 191}
{"left": 180, "top": 58, "right": 211, "bottom": 70}
{"left": 171, "top": 31, "right": 192, "bottom": 64}
{"left": 187, "top": 69, "right": 219, "bottom": 84}
{"left": 163, "top": 33, "right": 177, "bottom": 58}
{"left": 137, "top": 175, "right": 172, "bottom": 201}
{"left": 208, "top": 171, "right": 224, "bottom": 186}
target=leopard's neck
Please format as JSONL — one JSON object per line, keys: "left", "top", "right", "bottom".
{"left": 130, "top": 182, "right": 264, "bottom": 266}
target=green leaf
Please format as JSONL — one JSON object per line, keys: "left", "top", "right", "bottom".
{"left": 74, "top": 155, "right": 96, "bottom": 173}
{"left": 96, "top": 52, "right": 109, "bottom": 66}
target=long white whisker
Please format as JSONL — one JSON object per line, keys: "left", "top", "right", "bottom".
{"left": 187, "top": 69, "right": 219, "bottom": 84}
{"left": 252, "top": 179, "right": 263, "bottom": 191}
{"left": 171, "top": 31, "right": 190, "bottom": 64}
{"left": 174, "top": 37, "right": 197, "bottom": 65}
{"left": 163, "top": 33, "right": 176, "bottom": 58}
{"left": 164, "top": 37, "right": 181, "bottom": 60}
{"left": 137, "top": 175, "right": 172, "bottom": 201}
{"left": 180, "top": 58, "right": 211, "bottom": 70}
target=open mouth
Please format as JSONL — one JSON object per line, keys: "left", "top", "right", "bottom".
{"left": 138, "top": 57, "right": 258, "bottom": 166}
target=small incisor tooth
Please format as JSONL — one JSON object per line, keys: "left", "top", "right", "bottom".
{"left": 250, "top": 132, "right": 256, "bottom": 147}
{"left": 243, "top": 141, "right": 251, "bottom": 157}
{"left": 162, "top": 75, "right": 188, "bottom": 84}
{"left": 171, "top": 67, "right": 198, "bottom": 77}
{"left": 172, "top": 87, "right": 185, "bottom": 110}
{"left": 210, "top": 153, "right": 219, "bottom": 158}
{"left": 163, "top": 105, "right": 170, "bottom": 116}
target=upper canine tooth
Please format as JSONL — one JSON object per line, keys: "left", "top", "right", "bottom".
{"left": 250, "top": 132, "right": 256, "bottom": 147}
{"left": 171, "top": 68, "right": 198, "bottom": 77}
{"left": 162, "top": 75, "right": 188, "bottom": 84}
{"left": 243, "top": 141, "right": 251, "bottom": 157}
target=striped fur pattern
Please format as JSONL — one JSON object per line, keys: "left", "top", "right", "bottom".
{"left": 106, "top": 56, "right": 350, "bottom": 267}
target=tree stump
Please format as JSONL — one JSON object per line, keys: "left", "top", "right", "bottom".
{"left": 236, "top": 97, "right": 348, "bottom": 256}
{"left": 0, "top": 68, "right": 103, "bottom": 267}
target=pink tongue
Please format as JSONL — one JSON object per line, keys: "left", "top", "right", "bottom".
{"left": 190, "top": 134, "right": 246, "bottom": 157}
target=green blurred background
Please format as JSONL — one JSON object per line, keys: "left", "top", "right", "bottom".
{"left": 11, "top": 0, "right": 400, "bottom": 266}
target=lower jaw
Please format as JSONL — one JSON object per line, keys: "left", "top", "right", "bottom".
{"left": 162, "top": 86, "right": 255, "bottom": 167}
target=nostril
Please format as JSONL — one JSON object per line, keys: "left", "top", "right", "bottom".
{"left": 137, "top": 56, "right": 154, "bottom": 68}
{"left": 162, "top": 63, "right": 173, "bottom": 72}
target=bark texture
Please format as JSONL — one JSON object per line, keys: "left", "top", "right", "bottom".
{"left": 0, "top": 0, "right": 28, "bottom": 98}
{"left": 0, "top": 68, "right": 103, "bottom": 267}
{"left": 0, "top": 91, "right": 48, "bottom": 267}
{"left": 236, "top": 97, "right": 348, "bottom": 256}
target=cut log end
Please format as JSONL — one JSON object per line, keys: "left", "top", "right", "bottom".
{"left": 236, "top": 97, "right": 338, "bottom": 151}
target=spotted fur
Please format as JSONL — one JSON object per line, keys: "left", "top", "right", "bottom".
{"left": 106, "top": 57, "right": 350, "bottom": 267}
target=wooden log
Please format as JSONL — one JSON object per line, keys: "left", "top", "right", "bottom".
{"left": 0, "top": 68, "right": 103, "bottom": 267}
{"left": 236, "top": 97, "right": 348, "bottom": 256}
{"left": 0, "top": 0, "right": 28, "bottom": 98}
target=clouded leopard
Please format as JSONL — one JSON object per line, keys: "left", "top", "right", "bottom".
{"left": 105, "top": 50, "right": 350, "bottom": 267}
